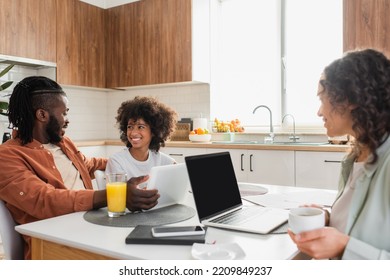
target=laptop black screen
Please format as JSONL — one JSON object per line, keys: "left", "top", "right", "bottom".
{"left": 185, "top": 152, "right": 243, "bottom": 220}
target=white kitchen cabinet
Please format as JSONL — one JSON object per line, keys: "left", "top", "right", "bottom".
{"left": 207, "top": 148, "right": 295, "bottom": 186}
{"left": 123, "top": 145, "right": 346, "bottom": 190}
{"left": 78, "top": 145, "right": 125, "bottom": 158}
{"left": 78, "top": 145, "right": 208, "bottom": 163}
{"left": 160, "top": 147, "right": 208, "bottom": 164}
{"left": 205, "top": 148, "right": 247, "bottom": 182}
{"left": 246, "top": 149, "right": 294, "bottom": 186}
{"left": 295, "top": 151, "right": 347, "bottom": 190}
{"left": 106, "top": 145, "right": 126, "bottom": 157}
{"left": 78, "top": 146, "right": 107, "bottom": 158}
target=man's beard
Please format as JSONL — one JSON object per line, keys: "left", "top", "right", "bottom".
{"left": 46, "top": 115, "right": 63, "bottom": 143}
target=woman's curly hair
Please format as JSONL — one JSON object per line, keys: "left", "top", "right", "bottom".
{"left": 116, "top": 96, "right": 178, "bottom": 152}
{"left": 320, "top": 49, "right": 390, "bottom": 163}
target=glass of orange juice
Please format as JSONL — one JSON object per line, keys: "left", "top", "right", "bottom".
{"left": 106, "top": 173, "right": 127, "bottom": 217}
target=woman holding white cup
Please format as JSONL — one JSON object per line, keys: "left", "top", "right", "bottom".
{"left": 288, "top": 49, "right": 390, "bottom": 260}
{"left": 288, "top": 207, "right": 326, "bottom": 235}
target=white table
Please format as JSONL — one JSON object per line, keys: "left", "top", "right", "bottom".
{"left": 15, "top": 184, "right": 335, "bottom": 260}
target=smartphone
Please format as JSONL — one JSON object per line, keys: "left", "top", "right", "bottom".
{"left": 151, "top": 226, "right": 205, "bottom": 237}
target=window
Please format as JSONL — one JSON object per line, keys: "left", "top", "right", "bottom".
{"left": 283, "top": 0, "right": 343, "bottom": 129}
{"left": 210, "top": 0, "right": 342, "bottom": 133}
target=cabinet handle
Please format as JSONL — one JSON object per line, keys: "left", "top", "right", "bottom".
{"left": 169, "top": 153, "right": 184, "bottom": 156}
{"left": 241, "top": 154, "right": 244, "bottom": 171}
{"left": 250, "top": 154, "right": 253, "bottom": 172}
{"left": 324, "top": 160, "right": 342, "bottom": 163}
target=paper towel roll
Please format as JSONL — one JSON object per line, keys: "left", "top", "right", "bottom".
{"left": 193, "top": 118, "right": 207, "bottom": 129}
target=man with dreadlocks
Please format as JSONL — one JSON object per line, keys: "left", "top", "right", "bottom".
{"left": 0, "top": 76, "right": 159, "bottom": 259}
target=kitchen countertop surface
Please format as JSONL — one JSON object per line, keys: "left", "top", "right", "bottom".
{"left": 17, "top": 183, "right": 328, "bottom": 260}
{"left": 76, "top": 139, "right": 350, "bottom": 152}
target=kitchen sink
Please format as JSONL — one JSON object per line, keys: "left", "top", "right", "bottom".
{"left": 212, "top": 140, "right": 329, "bottom": 146}
{"left": 272, "top": 141, "right": 329, "bottom": 146}
{"left": 212, "top": 140, "right": 261, "bottom": 145}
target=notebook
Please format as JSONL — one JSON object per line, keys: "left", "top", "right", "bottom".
{"left": 125, "top": 225, "right": 206, "bottom": 245}
{"left": 144, "top": 163, "right": 191, "bottom": 210}
{"left": 184, "top": 152, "right": 288, "bottom": 234}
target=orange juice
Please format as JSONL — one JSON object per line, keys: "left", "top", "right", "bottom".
{"left": 106, "top": 182, "right": 127, "bottom": 216}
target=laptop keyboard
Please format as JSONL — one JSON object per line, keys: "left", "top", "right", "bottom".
{"left": 210, "top": 207, "right": 269, "bottom": 225}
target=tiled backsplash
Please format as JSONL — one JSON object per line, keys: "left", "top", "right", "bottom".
{"left": 64, "top": 83, "right": 210, "bottom": 141}
{"left": 1, "top": 64, "right": 210, "bottom": 141}
{"left": 0, "top": 64, "right": 56, "bottom": 93}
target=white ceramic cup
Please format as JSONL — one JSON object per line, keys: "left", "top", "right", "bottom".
{"left": 288, "top": 207, "right": 325, "bottom": 234}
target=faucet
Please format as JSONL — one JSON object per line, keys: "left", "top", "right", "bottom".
{"left": 253, "top": 105, "right": 274, "bottom": 143}
{"left": 282, "top": 114, "right": 300, "bottom": 142}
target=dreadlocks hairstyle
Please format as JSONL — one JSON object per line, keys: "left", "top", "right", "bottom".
{"left": 116, "top": 96, "right": 178, "bottom": 152}
{"left": 320, "top": 49, "right": 390, "bottom": 164}
{"left": 8, "top": 76, "right": 66, "bottom": 145}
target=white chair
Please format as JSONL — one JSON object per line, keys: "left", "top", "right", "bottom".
{"left": 0, "top": 199, "right": 24, "bottom": 260}
{"left": 94, "top": 170, "right": 106, "bottom": 190}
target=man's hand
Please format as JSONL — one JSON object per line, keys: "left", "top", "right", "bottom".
{"left": 126, "top": 175, "right": 160, "bottom": 211}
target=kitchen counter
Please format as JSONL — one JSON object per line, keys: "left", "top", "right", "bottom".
{"left": 76, "top": 139, "right": 350, "bottom": 152}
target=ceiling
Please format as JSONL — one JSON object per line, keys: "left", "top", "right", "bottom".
{"left": 79, "top": 0, "right": 140, "bottom": 9}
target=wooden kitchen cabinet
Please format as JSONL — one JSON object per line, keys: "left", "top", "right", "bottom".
{"left": 295, "top": 151, "right": 346, "bottom": 190}
{"left": 58, "top": 0, "right": 193, "bottom": 88}
{"left": 0, "top": 0, "right": 56, "bottom": 62}
{"left": 106, "top": 0, "right": 192, "bottom": 88}
{"left": 344, "top": 0, "right": 390, "bottom": 57}
{"left": 56, "top": 0, "right": 106, "bottom": 88}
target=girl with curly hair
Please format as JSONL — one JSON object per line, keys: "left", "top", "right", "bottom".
{"left": 288, "top": 49, "right": 390, "bottom": 259}
{"left": 106, "top": 96, "right": 178, "bottom": 178}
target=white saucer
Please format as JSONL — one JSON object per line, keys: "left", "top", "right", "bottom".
{"left": 238, "top": 182, "right": 268, "bottom": 196}
{"left": 191, "top": 243, "right": 246, "bottom": 260}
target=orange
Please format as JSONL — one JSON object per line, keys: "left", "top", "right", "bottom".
{"left": 197, "top": 128, "right": 205, "bottom": 135}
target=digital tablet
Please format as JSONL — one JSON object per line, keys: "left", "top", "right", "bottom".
{"left": 145, "top": 163, "right": 191, "bottom": 209}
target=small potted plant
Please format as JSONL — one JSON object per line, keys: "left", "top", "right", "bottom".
{"left": 0, "top": 64, "right": 14, "bottom": 142}
{"left": 0, "top": 64, "right": 15, "bottom": 116}
{"left": 0, "top": 64, "right": 14, "bottom": 116}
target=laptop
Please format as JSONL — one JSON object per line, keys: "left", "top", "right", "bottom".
{"left": 145, "top": 163, "right": 191, "bottom": 209}
{"left": 184, "top": 152, "right": 288, "bottom": 234}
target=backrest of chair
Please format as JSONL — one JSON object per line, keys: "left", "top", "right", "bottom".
{"left": 0, "top": 200, "right": 24, "bottom": 260}
{"left": 94, "top": 170, "right": 106, "bottom": 190}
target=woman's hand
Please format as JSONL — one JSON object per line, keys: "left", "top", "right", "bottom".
{"left": 125, "top": 175, "right": 160, "bottom": 211}
{"left": 288, "top": 227, "right": 349, "bottom": 259}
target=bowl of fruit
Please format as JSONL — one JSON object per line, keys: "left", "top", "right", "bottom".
{"left": 189, "top": 128, "right": 212, "bottom": 142}
{"left": 213, "top": 118, "right": 245, "bottom": 133}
